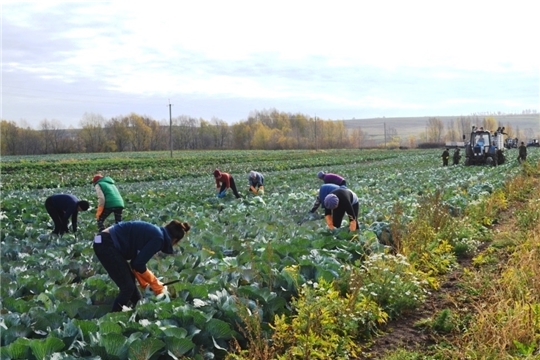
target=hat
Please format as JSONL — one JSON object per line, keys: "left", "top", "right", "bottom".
{"left": 317, "top": 171, "right": 325, "bottom": 179}
{"left": 92, "top": 174, "right": 103, "bottom": 184}
{"left": 324, "top": 194, "right": 339, "bottom": 209}
{"left": 213, "top": 169, "right": 221, "bottom": 177}
{"left": 249, "top": 171, "right": 256, "bottom": 178}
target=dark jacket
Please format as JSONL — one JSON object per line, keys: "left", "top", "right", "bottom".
{"left": 46, "top": 194, "right": 81, "bottom": 231}
{"left": 325, "top": 188, "right": 358, "bottom": 226}
{"left": 108, "top": 221, "right": 173, "bottom": 273}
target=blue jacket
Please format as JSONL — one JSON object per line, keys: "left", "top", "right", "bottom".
{"left": 248, "top": 172, "right": 264, "bottom": 187}
{"left": 108, "top": 221, "right": 173, "bottom": 273}
{"left": 310, "top": 184, "right": 344, "bottom": 213}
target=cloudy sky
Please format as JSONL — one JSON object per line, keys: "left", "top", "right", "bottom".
{"left": 2, "top": 1, "right": 539, "bottom": 129}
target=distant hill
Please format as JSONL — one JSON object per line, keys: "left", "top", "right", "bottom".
{"left": 343, "top": 114, "right": 540, "bottom": 143}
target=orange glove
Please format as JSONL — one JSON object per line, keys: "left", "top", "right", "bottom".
{"left": 132, "top": 270, "right": 150, "bottom": 288}
{"left": 349, "top": 216, "right": 357, "bottom": 231}
{"left": 249, "top": 185, "right": 257, "bottom": 194}
{"left": 96, "top": 205, "right": 104, "bottom": 220}
{"left": 133, "top": 269, "right": 165, "bottom": 295}
{"left": 325, "top": 215, "right": 335, "bottom": 230}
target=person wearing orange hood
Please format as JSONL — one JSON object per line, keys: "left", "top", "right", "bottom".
{"left": 213, "top": 169, "right": 241, "bottom": 199}
{"left": 92, "top": 173, "right": 125, "bottom": 231}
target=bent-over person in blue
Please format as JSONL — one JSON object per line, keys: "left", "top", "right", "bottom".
{"left": 44, "top": 194, "right": 89, "bottom": 235}
{"left": 93, "top": 220, "right": 190, "bottom": 312}
{"left": 310, "top": 183, "right": 342, "bottom": 213}
{"left": 323, "top": 188, "right": 359, "bottom": 231}
{"left": 248, "top": 170, "right": 265, "bottom": 195}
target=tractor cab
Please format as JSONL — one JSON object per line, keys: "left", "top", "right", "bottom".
{"left": 505, "top": 137, "right": 519, "bottom": 149}
{"left": 464, "top": 126, "right": 506, "bottom": 166}
{"left": 527, "top": 139, "right": 540, "bottom": 147}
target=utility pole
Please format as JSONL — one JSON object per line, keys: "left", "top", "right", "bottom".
{"left": 384, "top": 122, "right": 387, "bottom": 148}
{"left": 169, "top": 100, "right": 173, "bottom": 158}
{"left": 314, "top": 115, "right": 318, "bottom": 151}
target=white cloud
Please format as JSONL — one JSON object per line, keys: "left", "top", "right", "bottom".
{"left": 1, "top": 0, "right": 538, "bottom": 128}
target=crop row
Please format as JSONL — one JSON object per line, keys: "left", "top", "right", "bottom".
{"left": 1, "top": 148, "right": 536, "bottom": 359}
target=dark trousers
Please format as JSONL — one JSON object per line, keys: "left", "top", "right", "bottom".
{"left": 332, "top": 203, "right": 360, "bottom": 228}
{"left": 97, "top": 207, "right": 123, "bottom": 231}
{"left": 220, "top": 177, "right": 241, "bottom": 198}
{"left": 93, "top": 232, "right": 141, "bottom": 312}
{"left": 45, "top": 197, "right": 68, "bottom": 235}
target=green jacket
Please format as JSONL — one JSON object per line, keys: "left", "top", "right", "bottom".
{"left": 96, "top": 177, "right": 124, "bottom": 209}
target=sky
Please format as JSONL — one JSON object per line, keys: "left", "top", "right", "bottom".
{"left": 2, "top": 1, "right": 539, "bottom": 129}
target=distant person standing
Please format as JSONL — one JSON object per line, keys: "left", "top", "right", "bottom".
{"left": 453, "top": 148, "right": 461, "bottom": 165}
{"left": 248, "top": 171, "right": 265, "bottom": 195}
{"left": 518, "top": 142, "right": 527, "bottom": 163}
{"left": 214, "top": 169, "right": 241, "bottom": 199}
{"left": 317, "top": 171, "right": 347, "bottom": 186}
{"left": 441, "top": 148, "right": 450, "bottom": 166}
{"left": 93, "top": 173, "right": 125, "bottom": 232}
{"left": 44, "top": 194, "right": 89, "bottom": 235}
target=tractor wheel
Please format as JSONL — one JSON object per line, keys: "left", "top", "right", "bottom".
{"left": 464, "top": 157, "right": 471, "bottom": 166}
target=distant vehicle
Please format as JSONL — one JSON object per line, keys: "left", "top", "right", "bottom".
{"left": 527, "top": 139, "right": 539, "bottom": 147}
{"left": 504, "top": 137, "right": 519, "bottom": 149}
{"left": 464, "top": 126, "right": 506, "bottom": 166}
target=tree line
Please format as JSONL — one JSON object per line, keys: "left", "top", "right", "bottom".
{"left": 1, "top": 109, "right": 532, "bottom": 155}
{"left": 1, "top": 110, "right": 369, "bottom": 155}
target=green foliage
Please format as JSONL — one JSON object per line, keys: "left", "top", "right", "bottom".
{"left": 28, "top": 337, "right": 65, "bottom": 360}
{"left": 270, "top": 275, "right": 387, "bottom": 359}
{"left": 352, "top": 253, "right": 429, "bottom": 318}
{"left": 1, "top": 149, "right": 536, "bottom": 358}
{"left": 414, "top": 309, "right": 456, "bottom": 335}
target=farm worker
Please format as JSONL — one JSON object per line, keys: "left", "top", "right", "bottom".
{"left": 518, "top": 142, "right": 527, "bottom": 163}
{"left": 92, "top": 173, "right": 125, "bottom": 232}
{"left": 323, "top": 187, "right": 359, "bottom": 231}
{"left": 214, "top": 169, "right": 241, "bottom": 199}
{"left": 44, "top": 194, "right": 89, "bottom": 235}
{"left": 93, "top": 220, "right": 191, "bottom": 312}
{"left": 474, "top": 136, "right": 485, "bottom": 155}
{"left": 309, "top": 183, "right": 342, "bottom": 214}
{"left": 441, "top": 148, "right": 449, "bottom": 166}
{"left": 317, "top": 171, "right": 347, "bottom": 186}
{"left": 452, "top": 148, "right": 461, "bottom": 165}
{"left": 248, "top": 170, "right": 265, "bottom": 195}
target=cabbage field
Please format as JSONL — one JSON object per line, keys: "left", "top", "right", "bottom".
{"left": 0, "top": 148, "right": 534, "bottom": 359}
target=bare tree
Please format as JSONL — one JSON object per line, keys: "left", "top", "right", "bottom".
{"left": 40, "top": 119, "right": 65, "bottom": 153}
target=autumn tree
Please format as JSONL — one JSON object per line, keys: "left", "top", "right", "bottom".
{"left": 79, "top": 112, "right": 106, "bottom": 152}
{"left": 251, "top": 122, "right": 272, "bottom": 149}
{"left": 148, "top": 118, "right": 169, "bottom": 151}
{"left": 426, "top": 117, "right": 444, "bottom": 143}
{"left": 1, "top": 120, "right": 20, "bottom": 155}
{"left": 127, "top": 114, "right": 152, "bottom": 151}
{"left": 106, "top": 117, "right": 133, "bottom": 151}
{"left": 482, "top": 116, "right": 498, "bottom": 132}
